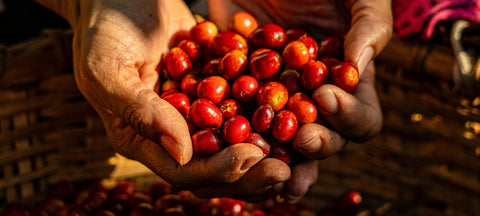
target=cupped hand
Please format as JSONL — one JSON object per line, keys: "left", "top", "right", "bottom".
{"left": 34, "top": 0, "right": 291, "bottom": 201}
{"left": 208, "top": 0, "right": 392, "bottom": 203}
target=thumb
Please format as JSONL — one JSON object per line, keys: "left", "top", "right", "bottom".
{"left": 343, "top": 0, "right": 393, "bottom": 75}
{"left": 80, "top": 67, "right": 193, "bottom": 165}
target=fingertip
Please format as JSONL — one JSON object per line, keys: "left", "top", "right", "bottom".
{"left": 160, "top": 133, "right": 192, "bottom": 165}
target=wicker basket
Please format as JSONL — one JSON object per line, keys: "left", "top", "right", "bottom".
{"left": 303, "top": 36, "right": 480, "bottom": 216}
{"left": 1, "top": 28, "right": 480, "bottom": 215}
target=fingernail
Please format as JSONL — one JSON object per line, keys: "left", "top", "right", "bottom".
{"left": 296, "top": 134, "right": 321, "bottom": 152}
{"left": 284, "top": 192, "right": 300, "bottom": 204}
{"left": 265, "top": 177, "right": 286, "bottom": 187}
{"left": 240, "top": 156, "right": 263, "bottom": 172}
{"left": 313, "top": 89, "right": 338, "bottom": 115}
{"left": 357, "top": 46, "right": 374, "bottom": 75}
{"left": 160, "top": 133, "right": 184, "bottom": 165}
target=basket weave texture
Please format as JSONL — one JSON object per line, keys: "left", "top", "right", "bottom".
{"left": 1, "top": 29, "right": 480, "bottom": 215}
{"left": 304, "top": 36, "right": 480, "bottom": 216}
{"left": 0, "top": 29, "right": 116, "bottom": 204}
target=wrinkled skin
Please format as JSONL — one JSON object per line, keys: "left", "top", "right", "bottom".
{"left": 34, "top": 0, "right": 391, "bottom": 203}
{"left": 209, "top": 0, "right": 392, "bottom": 203}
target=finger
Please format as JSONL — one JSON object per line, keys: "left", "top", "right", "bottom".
{"left": 283, "top": 160, "right": 319, "bottom": 204}
{"left": 175, "top": 143, "right": 266, "bottom": 189}
{"left": 292, "top": 123, "right": 347, "bottom": 159}
{"left": 343, "top": 0, "right": 393, "bottom": 74}
{"left": 311, "top": 62, "right": 382, "bottom": 142}
{"left": 191, "top": 158, "right": 291, "bottom": 203}
{"left": 100, "top": 120, "right": 267, "bottom": 192}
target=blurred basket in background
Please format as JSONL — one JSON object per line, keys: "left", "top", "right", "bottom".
{"left": 0, "top": 29, "right": 155, "bottom": 205}
{"left": 303, "top": 33, "right": 480, "bottom": 215}
{"left": 1, "top": 27, "right": 480, "bottom": 216}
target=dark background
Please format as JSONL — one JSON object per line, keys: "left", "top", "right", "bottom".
{"left": 0, "top": 0, "right": 199, "bottom": 46}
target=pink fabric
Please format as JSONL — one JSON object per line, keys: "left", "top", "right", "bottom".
{"left": 393, "top": 0, "right": 480, "bottom": 39}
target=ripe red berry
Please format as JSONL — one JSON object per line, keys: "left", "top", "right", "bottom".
{"left": 231, "top": 75, "right": 259, "bottom": 102}
{"left": 197, "top": 76, "right": 231, "bottom": 104}
{"left": 190, "top": 21, "right": 218, "bottom": 48}
{"left": 248, "top": 23, "right": 286, "bottom": 50}
{"left": 228, "top": 11, "right": 258, "bottom": 39}
{"left": 251, "top": 104, "right": 274, "bottom": 133}
{"left": 286, "top": 92, "right": 317, "bottom": 125}
{"left": 165, "top": 47, "right": 192, "bottom": 80}
{"left": 329, "top": 61, "right": 359, "bottom": 93}
{"left": 282, "top": 40, "right": 310, "bottom": 69}
{"left": 300, "top": 60, "right": 328, "bottom": 90}
{"left": 256, "top": 81, "right": 289, "bottom": 112}
{"left": 190, "top": 98, "right": 223, "bottom": 128}
{"left": 271, "top": 110, "right": 298, "bottom": 143}
{"left": 249, "top": 49, "right": 282, "bottom": 80}
{"left": 222, "top": 115, "right": 251, "bottom": 144}
{"left": 192, "top": 127, "right": 224, "bottom": 156}
{"left": 160, "top": 92, "right": 191, "bottom": 117}
{"left": 219, "top": 49, "right": 248, "bottom": 81}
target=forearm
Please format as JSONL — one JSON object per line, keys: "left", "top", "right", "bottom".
{"left": 33, "top": 0, "right": 80, "bottom": 27}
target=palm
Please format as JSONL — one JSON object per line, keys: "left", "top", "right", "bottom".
{"left": 72, "top": 0, "right": 196, "bottom": 165}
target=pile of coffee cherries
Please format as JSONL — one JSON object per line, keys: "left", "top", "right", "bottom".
{"left": 2, "top": 179, "right": 362, "bottom": 216}
{"left": 158, "top": 12, "right": 359, "bottom": 164}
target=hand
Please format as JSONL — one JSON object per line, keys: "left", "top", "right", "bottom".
{"left": 208, "top": 0, "right": 392, "bottom": 203}
{"left": 34, "top": 0, "right": 291, "bottom": 201}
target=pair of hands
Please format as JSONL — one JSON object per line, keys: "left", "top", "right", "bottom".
{"left": 35, "top": 0, "right": 392, "bottom": 203}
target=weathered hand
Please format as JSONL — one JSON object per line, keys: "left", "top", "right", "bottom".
{"left": 208, "top": 0, "right": 392, "bottom": 203}
{"left": 33, "top": 0, "right": 292, "bottom": 200}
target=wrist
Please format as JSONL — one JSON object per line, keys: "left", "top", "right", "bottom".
{"left": 33, "top": 0, "right": 81, "bottom": 28}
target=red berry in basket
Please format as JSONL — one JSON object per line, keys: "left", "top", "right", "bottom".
{"left": 219, "top": 198, "right": 246, "bottom": 216}
{"left": 190, "top": 20, "right": 218, "bottom": 48}
{"left": 202, "top": 58, "right": 221, "bottom": 76}
{"left": 232, "top": 75, "right": 259, "bottom": 102}
{"left": 223, "top": 115, "right": 251, "bottom": 144}
{"left": 334, "top": 190, "right": 362, "bottom": 215}
{"left": 161, "top": 92, "right": 191, "bottom": 117}
{"left": 249, "top": 49, "right": 282, "bottom": 80}
{"left": 329, "top": 61, "right": 359, "bottom": 93}
{"left": 163, "top": 208, "right": 187, "bottom": 216}
{"left": 130, "top": 203, "right": 154, "bottom": 216}
{"left": 256, "top": 81, "right": 289, "bottom": 112}
{"left": 271, "top": 142, "right": 291, "bottom": 164}
{"left": 251, "top": 104, "right": 274, "bottom": 133}
{"left": 219, "top": 49, "right": 248, "bottom": 81}
{"left": 192, "top": 127, "right": 224, "bottom": 156}
{"left": 287, "top": 92, "right": 317, "bottom": 125}
{"left": 300, "top": 60, "right": 328, "bottom": 90}
{"left": 165, "top": 47, "right": 192, "bottom": 81}
{"left": 248, "top": 23, "right": 286, "bottom": 50}
{"left": 149, "top": 181, "right": 174, "bottom": 201}
{"left": 228, "top": 11, "right": 258, "bottom": 39}
{"left": 244, "top": 132, "right": 271, "bottom": 156}
{"left": 111, "top": 181, "right": 136, "bottom": 199}
{"left": 178, "top": 39, "right": 202, "bottom": 64}
{"left": 319, "top": 36, "right": 344, "bottom": 59}
{"left": 282, "top": 40, "right": 310, "bottom": 69}
{"left": 285, "top": 27, "right": 310, "bottom": 42}
{"left": 190, "top": 98, "right": 223, "bottom": 128}
{"left": 218, "top": 99, "right": 244, "bottom": 120}
{"left": 211, "top": 31, "right": 248, "bottom": 57}
{"left": 154, "top": 194, "right": 183, "bottom": 215}
{"left": 279, "top": 69, "right": 302, "bottom": 95}
{"left": 298, "top": 34, "right": 318, "bottom": 61}
{"left": 271, "top": 110, "right": 298, "bottom": 143}
{"left": 180, "top": 73, "right": 202, "bottom": 99}
{"left": 197, "top": 76, "right": 231, "bottom": 104}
